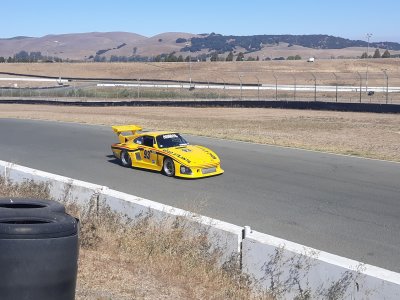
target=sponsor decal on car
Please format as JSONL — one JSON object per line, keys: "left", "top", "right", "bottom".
{"left": 163, "top": 134, "right": 178, "bottom": 139}
{"left": 163, "top": 149, "right": 191, "bottom": 164}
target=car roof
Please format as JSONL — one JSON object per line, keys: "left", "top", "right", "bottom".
{"left": 138, "top": 131, "right": 179, "bottom": 137}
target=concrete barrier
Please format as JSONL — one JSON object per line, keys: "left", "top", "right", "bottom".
{"left": 0, "top": 160, "right": 242, "bottom": 264}
{"left": 242, "top": 230, "right": 400, "bottom": 299}
{"left": 1, "top": 159, "right": 400, "bottom": 298}
{"left": 99, "top": 187, "right": 242, "bottom": 263}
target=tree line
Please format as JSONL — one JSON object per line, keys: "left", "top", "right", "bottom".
{"left": 0, "top": 51, "right": 62, "bottom": 63}
{"left": 0, "top": 48, "right": 394, "bottom": 64}
{"left": 181, "top": 33, "right": 400, "bottom": 53}
{"left": 360, "top": 48, "right": 391, "bottom": 59}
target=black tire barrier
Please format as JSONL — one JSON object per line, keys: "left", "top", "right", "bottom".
{"left": 0, "top": 198, "right": 65, "bottom": 214}
{"left": 0, "top": 201, "right": 79, "bottom": 300}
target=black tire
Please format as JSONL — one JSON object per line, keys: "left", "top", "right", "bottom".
{"left": 120, "top": 150, "right": 132, "bottom": 167}
{"left": 0, "top": 211, "right": 77, "bottom": 239}
{"left": 0, "top": 198, "right": 65, "bottom": 214}
{"left": 0, "top": 211, "right": 79, "bottom": 300}
{"left": 163, "top": 157, "right": 175, "bottom": 177}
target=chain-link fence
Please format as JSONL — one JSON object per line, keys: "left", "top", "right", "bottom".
{"left": 0, "top": 71, "right": 399, "bottom": 104}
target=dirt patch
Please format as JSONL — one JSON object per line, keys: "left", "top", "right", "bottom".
{"left": 1, "top": 104, "right": 399, "bottom": 161}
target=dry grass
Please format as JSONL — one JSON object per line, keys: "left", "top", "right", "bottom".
{"left": 0, "top": 177, "right": 261, "bottom": 299}
{"left": 71, "top": 201, "right": 255, "bottom": 300}
{"left": 2, "top": 60, "right": 399, "bottom": 102}
{"left": 0, "top": 176, "right": 50, "bottom": 199}
{"left": 1, "top": 60, "right": 400, "bottom": 86}
{"left": 0, "top": 104, "right": 399, "bottom": 161}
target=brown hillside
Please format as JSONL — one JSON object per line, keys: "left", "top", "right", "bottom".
{"left": 2, "top": 32, "right": 400, "bottom": 61}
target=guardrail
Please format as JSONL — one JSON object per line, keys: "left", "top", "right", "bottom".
{"left": 1, "top": 160, "right": 399, "bottom": 299}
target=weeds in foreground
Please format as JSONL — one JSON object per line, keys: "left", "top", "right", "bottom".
{"left": 0, "top": 177, "right": 257, "bottom": 299}
{"left": 64, "top": 196, "right": 256, "bottom": 299}
{"left": 0, "top": 176, "right": 50, "bottom": 199}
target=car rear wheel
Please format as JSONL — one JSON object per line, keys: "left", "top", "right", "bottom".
{"left": 163, "top": 157, "right": 175, "bottom": 177}
{"left": 120, "top": 150, "right": 131, "bottom": 167}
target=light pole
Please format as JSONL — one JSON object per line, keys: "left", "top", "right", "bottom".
{"left": 186, "top": 42, "right": 192, "bottom": 88}
{"left": 366, "top": 33, "right": 372, "bottom": 92}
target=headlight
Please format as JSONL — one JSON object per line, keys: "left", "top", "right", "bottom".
{"left": 180, "top": 166, "right": 192, "bottom": 175}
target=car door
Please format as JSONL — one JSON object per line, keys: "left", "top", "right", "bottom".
{"left": 139, "top": 135, "right": 159, "bottom": 170}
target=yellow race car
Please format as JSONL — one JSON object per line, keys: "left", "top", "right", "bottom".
{"left": 111, "top": 125, "right": 224, "bottom": 178}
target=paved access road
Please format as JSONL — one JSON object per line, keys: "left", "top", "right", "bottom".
{"left": 0, "top": 119, "right": 399, "bottom": 272}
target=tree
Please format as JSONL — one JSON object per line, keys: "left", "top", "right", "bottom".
{"left": 226, "top": 51, "right": 233, "bottom": 61}
{"left": 382, "top": 49, "right": 391, "bottom": 58}
{"left": 373, "top": 48, "right": 381, "bottom": 58}
{"left": 295, "top": 54, "right": 301, "bottom": 60}
{"left": 210, "top": 52, "right": 218, "bottom": 62}
{"left": 15, "top": 50, "right": 29, "bottom": 62}
{"left": 360, "top": 52, "right": 368, "bottom": 59}
{"left": 236, "top": 52, "right": 244, "bottom": 61}
{"left": 166, "top": 53, "right": 177, "bottom": 62}
{"left": 0, "top": 57, "right": 5, "bottom": 63}
{"left": 177, "top": 55, "right": 184, "bottom": 62}
{"left": 175, "top": 38, "right": 187, "bottom": 43}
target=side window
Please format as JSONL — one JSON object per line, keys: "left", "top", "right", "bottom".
{"left": 143, "top": 136, "right": 154, "bottom": 147}
{"left": 134, "top": 136, "right": 143, "bottom": 145}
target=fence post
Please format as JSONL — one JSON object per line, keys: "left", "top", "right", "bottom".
{"left": 254, "top": 75, "right": 260, "bottom": 100}
{"left": 291, "top": 74, "right": 297, "bottom": 101}
{"left": 137, "top": 78, "right": 140, "bottom": 99}
{"left": 357, "top": 72, "right": 362, "bottom": 103}
{"left": 311, "top": 73, "right": 317, "bottom": 102}
{"left": 333, "top": 72, "right": 338, "bottom": 102}
{"left": 238, "top": 74, "right": 243, "bottom": 100}
{"left": 383, "top": 71, "right": 389, "bottom": 104}
{"left": 273, "top": 73, "right": 278, "bottom": 101}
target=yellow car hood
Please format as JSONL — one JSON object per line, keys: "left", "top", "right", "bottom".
{"left": 161, "top": 145, "right": 220, "bottom": 167}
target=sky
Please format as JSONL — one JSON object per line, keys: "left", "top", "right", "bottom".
{"left": 1, "top": 0, "right": 399, "bottom": 42}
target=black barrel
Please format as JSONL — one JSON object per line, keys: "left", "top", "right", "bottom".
{"left": 0, "top": 204, "right": 79, "bottom": 300}
{"left": 0, "top": 198, "right": 66, "bottom": 213}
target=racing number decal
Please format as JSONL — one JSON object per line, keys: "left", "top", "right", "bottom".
{"left": 144, "top": 150, "right": 151, "bottom": 159}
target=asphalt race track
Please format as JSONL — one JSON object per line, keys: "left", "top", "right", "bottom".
{"left": 1, "top": 119, "right": 399, "bottom": 272}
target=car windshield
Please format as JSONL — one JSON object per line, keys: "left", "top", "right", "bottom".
{"left": 156, "top": 133, "right": 188, "bottom": 148}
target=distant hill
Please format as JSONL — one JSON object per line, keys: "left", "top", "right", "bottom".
{"left": 0, "top": 32, "right": 399, "bottom": 61}
{"left": 183, "top": 33, "right": 400, "bottom": 52}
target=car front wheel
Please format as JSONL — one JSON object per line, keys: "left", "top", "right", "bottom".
{"left": 163, "top": 157, "right": 175, "bottom": 177}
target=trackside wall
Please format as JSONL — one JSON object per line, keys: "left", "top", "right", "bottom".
{"left": 242, "top": 230, "right": 400, "bottom": 299}
{"left": 1, "top": 160, "right": 400, "bottom": 299}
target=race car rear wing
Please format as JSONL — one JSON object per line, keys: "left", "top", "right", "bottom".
{"left": 112, "top": 125, "right": 142, "bottom": 143}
